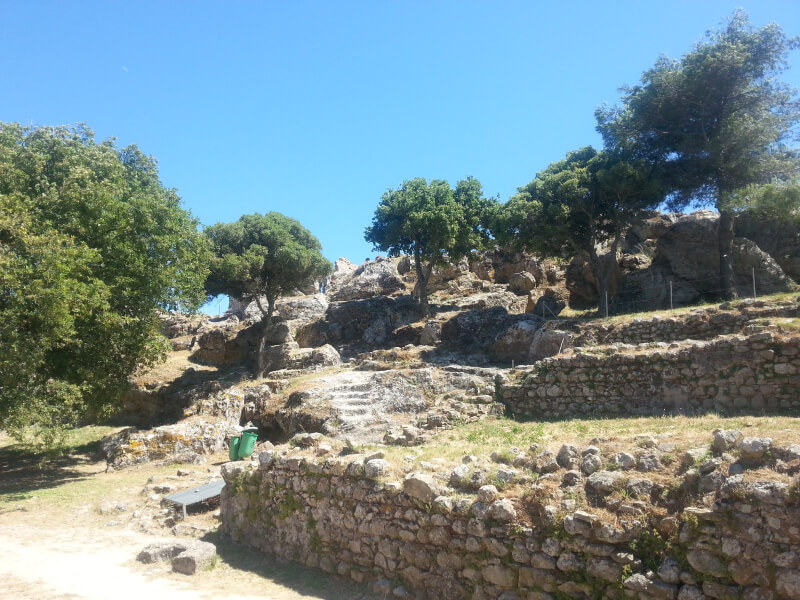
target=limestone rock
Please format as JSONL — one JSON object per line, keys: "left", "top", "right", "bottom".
{"left": 527, "top": 290, "right": 567, "bottom": 318}
{"left": 477, "top": 485, "right": 498, "bottom": 503}
{"left": 610, "top": 452, "right": 636, "bottom": 470}
{"left": 556, "top": 444, "right": 580, "bottom": 470}
{"left": 137, "top": 542, "right": 187, "bottom": 563}
{"left": 365, "top": 458, "right": 390, "bottom": 478}
{"left": 490, "top": 319, "right": 540, "bottom": 364}
{"left": 776, "top": 569, "right": 800, "bottom": 599}
{"left": 686, "top": 550, "right": 727, "bottom": 578}
{"left": 403, "top": 473, "right": 445, "bottom": 503}
{"left": 713, "top": 429, "right": 743, "bottom": 455}
{"left": 419, "top": 321, "right": 442, "bottom": 345}
{"left": 581, "top": 454, "right": 602, "bottom": 475}
{"left": 487, "top": 498, "right": 517, "bottom": 522}
{"left": 171, "top": 541, "right": 217, "bottom": 575}
{"left": 738, "top": 437, "right": 772, "bottom": 464}
{"left": 508, "top": 271, "right": 537, "bottom": 295}
{"left": 586, "top": 470, "right": 625, "bottom": 494}
{"left": 328, "top": 258, "right": 405, "bottom": 301}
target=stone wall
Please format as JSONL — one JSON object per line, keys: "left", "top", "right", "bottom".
{"left": 220, "top": 453, "right": 800, "bottom": 599}
{"left": 500, "top": 332, "right": 800, "bottom": 419}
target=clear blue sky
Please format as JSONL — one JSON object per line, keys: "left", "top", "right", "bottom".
{"left": 2, "top": 1, "right": 799, "bottom": 312}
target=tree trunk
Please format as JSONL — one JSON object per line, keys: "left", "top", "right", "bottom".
{"left": 718, "top": 209, "right": 737, "bottom": 300}
{"left": 590, "top": 248, "right": 618, "bottom": 318}
{"left": 413, "top": 250, "right": 431, "bottom": 317}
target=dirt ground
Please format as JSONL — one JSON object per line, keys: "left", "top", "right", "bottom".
{"left": 0, "top": 434, "right": 378, "bottom": 600}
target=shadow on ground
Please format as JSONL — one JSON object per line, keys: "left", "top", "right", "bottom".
{"left": 0, "top": 440, "right": 100, "bottom": 506}
{"left": 203, "top": 532, "right": 378, "bottom": 600}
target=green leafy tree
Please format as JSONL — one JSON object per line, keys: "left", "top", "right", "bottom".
{"left": 0, "top": 123, "right": 209, "bottom": 448}
{"left": 204, "top": 212, "right": 332, "bottom": 376}
{"left": 493, "top": 147, "right": 661, "bottom": 315}
{"left": 597, "top": 11, "right": 800, "bottom": 299}
{"left": 364, "top": 177, "right": 495, "bottom": 315}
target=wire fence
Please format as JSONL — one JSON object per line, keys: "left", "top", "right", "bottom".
{"left": 540, "top": 266, "right": 790, "bottom": 321}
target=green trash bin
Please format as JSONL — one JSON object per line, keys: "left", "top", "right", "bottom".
{"left": 237, "top": 430, "right": 258, "bottom": 459}
{"left": 228, "top": 435, "right": 241, "bottom": 461}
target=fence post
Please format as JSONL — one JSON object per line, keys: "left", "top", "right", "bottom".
{"left": 752, "top": 268, "right": 757, "bottom": 298}
{"left": 604, "top": 292, "right": 609, "bottom": 319}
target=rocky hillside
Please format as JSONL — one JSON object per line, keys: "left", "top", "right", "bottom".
{"left": 104, "top": 234, "right": 800, "bottom": 470}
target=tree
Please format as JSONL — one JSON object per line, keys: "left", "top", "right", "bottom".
{"left": 493, "top": 147, "right": 662, "bottom": 315}
{"left": 364, "top": 177, "right": 495, "bottom": 315}
{"left": 204, "top": 212, "right": 332, "bottom": 376}
{"left": 597, "top": 11, "right": 800, "bottom": 299}
{"left": 0, "top": 123, "right": 209, "bottom": 448}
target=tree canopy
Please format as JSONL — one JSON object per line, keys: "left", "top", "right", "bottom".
{"left": 597, "top": 10, "right": 800, "bottom": 298}
{"left": 364, "top": 177, "right": 495, "bottom": 315}
{"left": 205, "top": 211, "right": 331, "bottom": 323}
{"left": 0, "top": 123, "right": 209, "bottom": 448}
{"left": 494, "top": 147, "right": 662, "bottom": 314}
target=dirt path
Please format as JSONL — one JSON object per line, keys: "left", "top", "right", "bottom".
{"left": 0, "top": 513, "right": 376, "bottom": 600}
{"left": 0, "top": 433, "right": 376, "bottom": 600}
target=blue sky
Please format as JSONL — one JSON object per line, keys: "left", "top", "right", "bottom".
{"left": 2, "top": 1, "right": 799, "bottom": 312}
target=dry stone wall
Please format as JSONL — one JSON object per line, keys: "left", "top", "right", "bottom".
{"left": 500, "top": 332, "right": 800, "bottom": 419}
{"left": 220, "top": 453, "right": 800, "bottom": 599}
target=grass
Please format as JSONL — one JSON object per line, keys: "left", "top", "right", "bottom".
{"left": 559, "top": 290, "right": 799, "bottom": 324}
{"left": 0, "top": 426, "right": 213, "bottom": 513}
{"left": 367, "top": 413, "right": 800, "bottom": 477}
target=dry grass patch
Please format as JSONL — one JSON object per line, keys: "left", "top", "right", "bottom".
{"left": 133, "top": 349, "right": 219, "bottom": 386}
{"left": 560, "top": 291, "right": 799, "bottom": 324}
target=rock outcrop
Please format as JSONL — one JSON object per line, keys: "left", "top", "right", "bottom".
{"left": 328, "top": 257, "right": 406, "bottom": 301}
{"left": 567, "top": 211, "right": 796, "bottom": 313}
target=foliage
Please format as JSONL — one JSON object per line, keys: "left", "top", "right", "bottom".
{"left": 364, "top": 176, "right": 495, "bottom": 314}
{"left": 205, "top": 212, "right": 332, "bottom": 324}
{"left": 733, "top": 179, "right": 800, "bottom": 221}
{"left": 205, "top": 212, "right": 332, "bottom": 377}
{"left": 494, "top": 147, "right": 661, "bottom": 313}
{"left": 0, "top": 123, "right": 209, "bottom": 448}
{"left": 597, "top": 10, "right": 800, "bottom": 298}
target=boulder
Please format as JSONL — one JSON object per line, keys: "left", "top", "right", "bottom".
{"left": 275, "top": 293, "right": 329, "bottom": 322}
{"left": 193, "top": 325, "right": 259, "bottom": 366}
{"left": 137, "top": 542, "right": 188, "bottom": 564}
{"left": 419, "top": 321, "right": 442, "bottom": 345}
{"left": 257, "top": 342, "right": 299, "bottom": 374}
{"left": 403, "top": 473, "right": 445, "bottom": 503}
{"left": 527, "top": 291, "right": 567, "bottom": 318}
{"left": 508, "top": 271, "right": 537, "bottom": 295}
{"left": 328, "top": 258, "right": 405, "bottom": 301}
{"left": 732, "top": 238, "right": 795, "bottom": 295}
{"left": 425, "top": 257, "right": 473, "bottom": 292}
{"left": 712, "top": 429, "right": 743, "bottom": 455}
{"left": 320, "top": 296, "right": 419, "bottom": 346}
{"left": 491, "top": 320, "right": 540, "bottom": 364}
{"left": 104, "top": 419, "right": 237, "bottom": 469}
{"left": 738, "top": 437, "right": 772, "bottom": 464}
{"left": 565, "top": 252, "right": 621, "bottom": 310}
{"left": 171, "top": 541, "right": 217, "bottom": 575}
{"left": 442, "top": 306, "right": 521, "bottom": 353}
{"left": 586, "top": 470, "right": 626, "bottom": 494}
{"left": 737, "top": 210, "right": 800, "bottom": 281}
{"left": 263, "top": 321, "right": 293, "bottom": 345}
